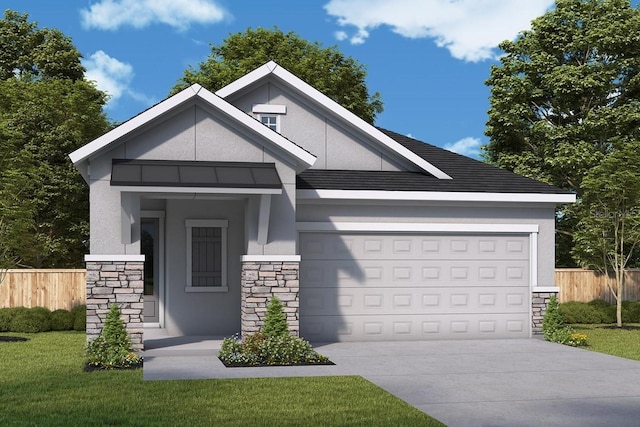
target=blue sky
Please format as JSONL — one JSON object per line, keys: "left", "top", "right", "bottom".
{"left": 4, "top": 0, "right": 557, "bottom": 159}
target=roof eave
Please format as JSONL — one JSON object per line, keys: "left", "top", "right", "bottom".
{"left": 296, "top": 189, "right": 576, "bottom": 204}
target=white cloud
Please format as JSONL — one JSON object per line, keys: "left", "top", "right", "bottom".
{"left": 82, "top": 50, "right": 156, "bottom": 109}
{"left": 324, "top": 0, "right": 554, "bottom": 62}
{"left": 80, "top": 0, "right": 229, "bottom": 31}
{"left": 443, "top": 137, "right": 482, "bottom": 158}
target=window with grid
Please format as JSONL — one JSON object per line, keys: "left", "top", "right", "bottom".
{"left": 185, "top": 220, "right": 228, "bottom": 292}
{"left": 260, "top": 114, "right": 278, "bottom": 132}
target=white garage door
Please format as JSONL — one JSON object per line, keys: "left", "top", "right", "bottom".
{"left": 299, "top": 233, "right": 531, "bottom": 342}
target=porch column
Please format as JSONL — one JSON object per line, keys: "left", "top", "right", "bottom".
{"left": 531, "top": 287, "right": 560, "bottom": 335}
{"left": 240, "top": 255, "right": 300, "bottom": 337}
{"left": 85, "top": 255, "right": 145, "bottom": 352}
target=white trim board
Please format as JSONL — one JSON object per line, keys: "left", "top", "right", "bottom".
{"left": 296, "top": 222, "right": 539, "bottom": 233}
{"left": 297, "top": 189, "right": 576, "bottom": 204}
{"left": 241, "top": 255, "right": 301, "bottom": 262}
{"left": 85, "top": 254, "right": 145, "bottom": 262}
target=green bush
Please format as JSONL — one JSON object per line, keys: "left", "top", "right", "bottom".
{"left": 86, "top": 304, "right": 141, "bottom": 370}
{"left": 543, "top": 296, "right": 587, "bottom": 347}
{"left": 0, "top": 307, "right": 28, "bottom": 332}
{"left": 261, "top": 296, "right": 288, "bottom": 337}
{"left": 50, "top": 309, "right": 74, "bottom": 331}
{"left": 9, "top": 307, "right": 52, "bottom": 333}
{"left": 559, "top": 301, "right": 608, "bottom": 324}
{"left": 218, "top": 333, "right": 331, "bottom": 367}
{"left": 622, "top": 301, "right": 640, "bottom": 323}
{"left": 70, "top": 304, "right": 86, "bottom": 331}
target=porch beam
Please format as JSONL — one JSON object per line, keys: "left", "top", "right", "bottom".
{"left": 121, "top": 192, "right": 133, "bottom": 244}
{"left": 257, "top": 194, "right": 272, "bottom": 245}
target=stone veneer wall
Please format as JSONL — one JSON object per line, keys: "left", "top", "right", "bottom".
{"left": 531, "top": 290, "right": 559, "bottom": 335}
{"left": 85, "top": 260, "right": 144, "bottom": 352}
{"left": 241, "top": 260, "right": 300, "bottom": 337}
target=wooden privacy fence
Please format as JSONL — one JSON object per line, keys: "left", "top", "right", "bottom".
{"left": 1, "top": 268, "right": 639, "bottom": 309}
{"left": 0, "top": 269, "right": 86, "bottom": 310}
{"left": 555, "top": 269, "right": 640, "bottom": 303}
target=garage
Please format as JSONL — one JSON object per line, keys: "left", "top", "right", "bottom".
{"left": 299, "top": 232, "right": 531, "bottom": 342}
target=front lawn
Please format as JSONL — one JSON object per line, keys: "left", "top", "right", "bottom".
{"left": 0, "top": 332, "right": 444, "bottom": 426}
{"left": 572, "top": 323, "right": 640, "bottom": 362}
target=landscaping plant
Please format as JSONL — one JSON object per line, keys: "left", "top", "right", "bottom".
{"left": 85, "top": 304, "right": 141, "bottom": 370}
{"left": 542, "top": 296, "right": 588, "bottom": 347}
{"left": 218, "top": 296, "right": 330, "bottom": 366}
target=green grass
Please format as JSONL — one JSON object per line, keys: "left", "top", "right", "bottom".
{"left": 572, "top": 323, "right": 640, "bottom": 361}
{"left": 0, "top": 332, "right": 444, "bottom": 427}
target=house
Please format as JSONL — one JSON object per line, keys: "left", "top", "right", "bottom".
{"left": 70, "top": 61, "right": 575, "bottom": 350}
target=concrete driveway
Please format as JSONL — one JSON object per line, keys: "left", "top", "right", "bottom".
{"left": 143, "top": 336, "right": 640, "bottom": 427}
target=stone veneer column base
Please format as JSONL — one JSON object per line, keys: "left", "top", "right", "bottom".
{"left": 85, "top": 255, "right": 145, "bottom": 352}
{"left": 531, "top": 289, "right": 559, "bottom": 335}
{"left": 241, "top": 256, "right": 300, "bottom": 338}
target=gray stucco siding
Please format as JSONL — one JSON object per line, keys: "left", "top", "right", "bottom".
{"left": 226, "top": 79, "right": 411, "bottom": 172}
{"left": 163, "top": 199, "right": 244, "bottom": 336}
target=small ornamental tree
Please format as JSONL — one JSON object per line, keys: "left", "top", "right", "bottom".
{"left": 261, "top": 296, "right": 288, "bottom": 337}
{"left": 86, "top": 304, "right": 141, "bottom": 370}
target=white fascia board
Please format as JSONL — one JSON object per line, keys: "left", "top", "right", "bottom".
{"left": 85, "top": 254, "right": 145, "bottom": 262}
{"left": 296, "top": 222, "right": 539, "bottom": 234}
{"left": 296, "top": 189, "right": 576, "bottom": 204}
{"left": 216, "top": 61, "right": 451, "bottom": 179}
{"left": 241, "top": 255, "right": 301, "bottom": 262}
{"left": 215, "top": 62, "right": 275, "bottom": 98}
{"left": 114, "top": 186, "right": 282, "bottom": 195}
{"left": 533, "top": 286, "right": 560, "bottom": 293}
{"left": 196, "top": 88, "right": 316, "bottom": 168}
{"left": 69, "top": 85, "right": 202, "bottom": 165}
{"left": 269, "top": 64, "right": 451, "bottom": 179}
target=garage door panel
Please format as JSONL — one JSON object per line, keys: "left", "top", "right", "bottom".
{"left": 299, "top": 232, "right": 531, "bottom": 341}
{"left": 300, "top": 233, "right": 529, "bottom": 261}
{"left": 300, "top": 287, "right": 529, "bottom": 316}
{"left": 301, "top": 314, "right": 529, "bottom": 342}
{"left": 301, "top": 260, "right": 529, "bottom": 287}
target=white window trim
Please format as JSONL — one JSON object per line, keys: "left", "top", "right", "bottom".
{"left": 258, "top": 113, "right": 280, "bottom": 133}
{"left": 185, "top": 219, "right": 228, "bottom": 293}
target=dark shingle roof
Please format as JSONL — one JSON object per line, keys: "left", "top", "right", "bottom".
{"left": 296, "top": 128, "right": 570, "bottom": 195}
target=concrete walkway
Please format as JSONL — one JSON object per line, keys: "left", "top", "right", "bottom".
{"left": 143, "top": 332, "right": 640, "bottom": 427}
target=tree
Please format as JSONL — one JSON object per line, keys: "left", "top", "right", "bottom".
{"left": 172, "top": 27, "right": 383, "bottom": 124}
{"left": 484, "top": 0, "right": 640, "bottom": 266}
{"left": 0, "top": 11, "right": 110, "bottom": 268}
{"left": 573, "top": 141, "right": 640, "bottom": 327}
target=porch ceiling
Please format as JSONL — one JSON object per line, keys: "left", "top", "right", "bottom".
{"left": 110, "top": 159, "right": 282, "bottom": 190}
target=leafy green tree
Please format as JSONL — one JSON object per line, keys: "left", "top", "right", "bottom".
{"left": 573, "top": 142, "right": 640, "bottom": 327}
{"left": 0, "top": 11, "right": 109, "bottom": 268}
{"left": 484, "top": 0, "right": 640, "bottom": 266}
{"left": 172, "top": 27, "right": 383, "bottom": 123}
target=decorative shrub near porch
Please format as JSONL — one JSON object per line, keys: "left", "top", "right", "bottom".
{"left": 85, "top": 304, "right": 142, "bottom": 371}
{"left": 219, "top": 297, "right": 331, "bottom": 367}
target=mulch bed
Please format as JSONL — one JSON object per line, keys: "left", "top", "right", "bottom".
{"left": 219, "top": 358, "right": 334, "bottom": 368}
{"left": 0, "top": 336, "right": 29, "bottom": 342}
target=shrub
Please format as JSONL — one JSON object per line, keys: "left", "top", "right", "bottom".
{"left": 543, "top": 296, "right": 587, "bottom": 347}
{"left": 218, "top": 333, "right": 331, "bottom": 367}
{"left": 261, "top": 296, "right": 288, "bottom": 337}
{"left": 9, "top": 307, "right": 51, "bottom": 333}
{"left": 86, "top": 304, "right": 141, "bottom": 370}
{"left": 622, "top": 301, "right": 640, "bottom": 323}
{"left": 0, "top": 307, "right": 28, "bottom": 332}
{"left": 559, "top": 301, "right": 608, "bottom": 324}
{"left": 70, "top": 304, "right": 86, "bottom": 331}
{"left": 50, "top": 309, "right": 74, "bottom": 331}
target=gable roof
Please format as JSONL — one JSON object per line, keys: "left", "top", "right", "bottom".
{"left": 69, "top": 84, "right": 317, "bottom": 181}
{"left": 297, "top": 128, "right": 575, "bottom": 203}
{"left": 216, "top": 61, "right": 452, "bottom": 180}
